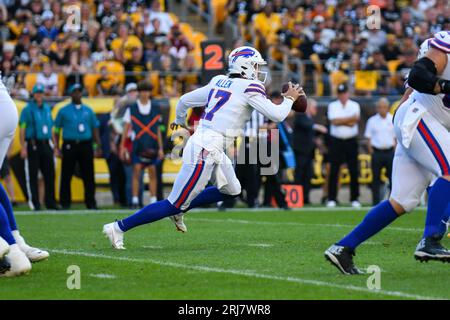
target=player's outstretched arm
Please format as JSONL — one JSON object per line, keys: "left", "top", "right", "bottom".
{"left": 247, "top": 83, "right": 300, "bottom": 122}
{"left": 173, "top": 85, "right": 211, "bottom": 127}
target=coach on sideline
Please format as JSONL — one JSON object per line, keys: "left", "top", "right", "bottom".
{"left": 326, "top": 83, "right": 361, "bottom": 208}
{"left": 53, "top": 84, "right": 102, "bottom": 210}
{"left": 19, "top": 84, "right": 58, "bottom": 211}
{"left": 365, "top": 97, "right": 396, "bottom": 205}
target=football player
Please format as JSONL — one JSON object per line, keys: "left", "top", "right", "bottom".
{"left": 0, "top": 78, "right": 49, "bottom": 277}
{"left": 325, "top": 31, "right": 450, "bottom": 274}
{"left": 103, "top": 46, "right": 303, "bottom": 249}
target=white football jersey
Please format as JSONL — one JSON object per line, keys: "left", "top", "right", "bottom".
{"left": 411, "top": 31, "right": 450, "bottom": 129}
{"left": 175, "top": 74, "right": 293, "bottom": 152}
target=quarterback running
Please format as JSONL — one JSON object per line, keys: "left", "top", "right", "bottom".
{"left": 0, "top": 77, "right": 49, "bottom": 277}
{"left": 103, "top": 46, "right": 303, "bottom": 249}
{"left": 325, "top": 31, "right": 450, "bottom": 274}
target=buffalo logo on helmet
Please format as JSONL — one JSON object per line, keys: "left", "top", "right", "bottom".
{"left": 230, "top": 48, "right": 255, "bottom": 63}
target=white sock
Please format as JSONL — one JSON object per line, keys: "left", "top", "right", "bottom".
{"left": 132, "top": 196, "right": 139, "bottom": 205}
{"left": 11, "top": 230, "right": 24, "bottom": 245}
{"left": 150, "top": 196, "right": 157, "bottom": 204}
{"left": 113, "top": 222, "right": 124, "bottom": 233}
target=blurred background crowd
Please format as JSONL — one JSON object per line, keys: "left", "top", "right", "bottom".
{"left": 0, "top": 0, "right": 448, "bottom": 209}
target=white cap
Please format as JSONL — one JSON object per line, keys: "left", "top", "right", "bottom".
{"left": 125, "top": 83, "right": 137, "bottom": 92}
{"left": 41, "top": 10, "right": 54, "bottom": 20}
{"left": 313, "top": 15, "right": 325, "bottom": 24}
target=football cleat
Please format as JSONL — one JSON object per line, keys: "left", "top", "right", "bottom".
{"left": 169, "top": 214, "right": 187, "bottom": 233}
{"left": 325, "top": 244, "right": 364, "bottom": 275}
{"left": 103, "top": 222, "right": 126, "bottom": 250}
{"left": 0, "top": 257, "right": 10, "bottom": 274}
{"left": 414, "top": 236, "right": 450, "bottom": 263}
{"left": 13, "top": 232, "right": 49, "bottom": 262}
{"left": 0, "top": 236, "right": 10, "bottom": 258}
{"left": 326, "top": 200, "right": 337, "bottom": 208}
{"left": 0, "top": 244, "right": 32, "bottom": 277}
{"left": 351, "top": 201, "right": 362, "bottom": 208}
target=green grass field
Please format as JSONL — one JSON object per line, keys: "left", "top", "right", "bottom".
{"left": 1, "top": 207, "right": 449, "bottom": 300}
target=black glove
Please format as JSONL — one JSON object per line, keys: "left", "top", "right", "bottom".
{"left": 438, "top": 79, "right": 450, "bottom": 94}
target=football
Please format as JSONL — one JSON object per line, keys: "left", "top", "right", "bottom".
{"left": 281, "top": 83, "right": 308, "bottom": 113}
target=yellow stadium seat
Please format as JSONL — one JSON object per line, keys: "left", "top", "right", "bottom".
{"left": 83, "top": 73, "right": 100, "bottom": 97}
{"left": 387, "top": 59, "right": 401, "bottom": 73}
{"left": 387, "top": 59, "right": 401, "bottom": 86}
{"left": 211, "top": 0, "right": 228, "bottom": 26}
{"left": 24, "top": 73, "right": 37, "bottom": 93}
{"left": 179, "top": 23, "right": 193, "bottom": 39}
{"left": 57, "top": 73, "right": 66, "bottom": 96}
{"left": 149, "top": 71, "right": 160, "bottom": 97}
{"left": 191, "top": 32, "right": 207, "bottom": 68}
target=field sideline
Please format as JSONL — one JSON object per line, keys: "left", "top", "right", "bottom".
{"left": 1, "top": 207, "right": 449, "bottom": 300}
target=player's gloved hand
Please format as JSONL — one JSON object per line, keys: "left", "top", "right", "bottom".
{"left": 282, "top": 82, "right": 302, "bottom": 102}
{"left": 170, "top": 121, "right": 187, "bottom": 131}
{"left": 438, "top": 79, "right": 450, "bottom": 94}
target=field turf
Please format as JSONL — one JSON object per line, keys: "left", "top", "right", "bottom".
{"left": 1, "top": 207, "right": 449, "bottom": 300}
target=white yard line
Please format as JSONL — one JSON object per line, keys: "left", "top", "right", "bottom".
{"left": 51, "top": 248, "right": 445, "bottom": 300}
{"left": 247, "top": 243, "right": 274, "bottom": 248}
{"left": 189, "top": 218, "right": 423, "bottom": 233}
{"left": 88, "top": 273, "right": 116, "bottom": 279}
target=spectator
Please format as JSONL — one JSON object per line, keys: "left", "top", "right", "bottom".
{"left": 365, "top": 97, "right": 396, "bottom": 205}
{"left": 19, "top": 84, "right": 58, "bottom": 210}
{"left": 120, "top": 81, "right": 163, "bottom": 208}
{"left": 125, "top": 46, "right": 147, "bottom": 85}
{"left": 326, "top": 83, "right": 361, "bottom": 208}
{"left": 365, "top": 50, "right": 391, "bottom": 95}
{"left": 293, "top": 99, "right": 327, "bottom": 205}
{"left": 394, "top": 49, "right": 416, "bottom": 94}
{"left": 261, "top": 91, "right": 288, "bottom": 209}
{"left": 36, "top": 62, "right": 58, "bottom": 96}
{"left": 96, "top": 65, "right": 121, "bottom": 96}
{"left": 53, "top": 84, "right": 102, "bottom": 210}
{"left": 111, "top": 82, "right": 138, "bottom": 207}
{"left": 37, "top": 10, "right": 58, "bottom": 41}
{"left": 168, "top": 24, "right": 193, "bottom": 63}
{"left": 380, "top": 34, "right": 401, "bottom": 61}
{"left": 148, "top": 0, "right": 174, "bottom": 34}
{"left": 236, "top": 110, "right": 266, "bottom": 208}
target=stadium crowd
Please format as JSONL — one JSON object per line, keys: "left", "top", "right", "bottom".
{"left": 0, "top": 0, "right": 448, "bottom": 209}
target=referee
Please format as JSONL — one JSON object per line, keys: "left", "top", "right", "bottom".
{"left": 236, "top": 109, "right": 266, "bottom": 208}
{"left": 53, "top": 84, "right": 102, "bottom": 209}
{"left": 326, "top": 83, "right": 361, "bottom": 208}
{"left": 364, "top": 97, "right": 396, "bottom": 205}
{"left": 19, "top": 84, "right": 58, "bottom": 210}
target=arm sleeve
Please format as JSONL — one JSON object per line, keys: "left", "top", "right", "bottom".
{"left": 91, "top": 110, "right": 99, "bottom": 128}
{"left": 175, "top": 84, "right": 211, "bottom": 125}
{"left": 247, "top": 94, "right": 293, "bottom": 123}
{"left": 123, "top": 108, "right": 131, "bottom": 124}
{"left": 19, "top": 107, "right": 29, "bottom": 127}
